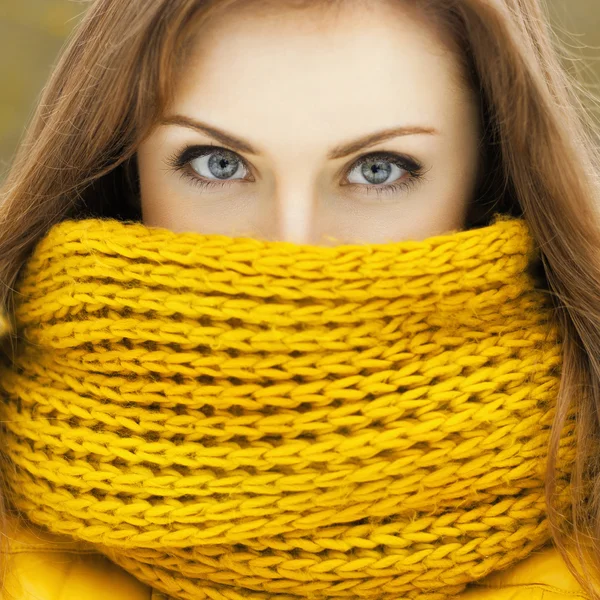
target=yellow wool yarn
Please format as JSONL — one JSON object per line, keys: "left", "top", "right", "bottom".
{"left": 0, "top": 213, "right": 575, "bottom": 600}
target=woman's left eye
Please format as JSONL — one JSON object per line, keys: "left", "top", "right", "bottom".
{"left": 345, "top": 152, "right": 424, "bottom": 193}
{"left": 166, "top": 145, "right": 425, "bottom": 197}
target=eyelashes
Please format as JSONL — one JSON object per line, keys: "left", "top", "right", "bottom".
{"left": 165, "top": 144, "right": 428, "bottom": 200}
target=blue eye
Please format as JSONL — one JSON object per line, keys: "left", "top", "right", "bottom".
{"left": 166, "top": 145, "right": 426, "bottom": 200}
{"left": 189, "top": 148, "right": 248, "bottom": 181}
{"left": 344, "top": 152, "right": 426, "bottom": 200}
{"left": 166, "top": 145, "right": 250, "bottom": 191}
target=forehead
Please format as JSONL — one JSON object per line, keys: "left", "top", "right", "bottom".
{"left": 165, "top": 1, "right": 475, "bottom": 150}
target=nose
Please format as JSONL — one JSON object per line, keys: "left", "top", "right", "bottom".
{"left": 272, "top": 181, "right": 317, "bottom": 245}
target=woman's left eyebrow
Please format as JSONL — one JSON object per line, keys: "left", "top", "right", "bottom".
{"left": 160, "top": 114, "right": 439, "bottom": 159}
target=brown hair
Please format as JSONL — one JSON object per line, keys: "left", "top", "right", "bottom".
{"left": 1, "top": 0, "right": 600, "bottom": 594}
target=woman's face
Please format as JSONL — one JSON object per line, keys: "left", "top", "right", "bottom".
{"left": 137, "top": 2, "right": 482, "bottom": 244}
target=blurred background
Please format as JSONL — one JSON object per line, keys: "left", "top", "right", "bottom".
{"left": 0, "top": 0, "right": 599, "bottom": 180}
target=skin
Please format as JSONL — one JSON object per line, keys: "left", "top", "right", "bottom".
{"left": 137, "top": 1, "right": 482, "bottom": 245}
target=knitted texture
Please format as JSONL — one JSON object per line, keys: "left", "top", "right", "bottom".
{"left": 0, "top": 213, "right": 575, "bottom": 600}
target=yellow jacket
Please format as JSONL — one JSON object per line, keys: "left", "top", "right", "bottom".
{"left": 0, "top": 515, "right": 590, "bottom": 600}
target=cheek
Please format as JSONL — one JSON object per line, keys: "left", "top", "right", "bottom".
{"left": 455, "top": 104, "right": 483, "bottom": 194}
{"left": 409, "top": 141, "right": 480, "bottom": 234}
{"left": 137, "top": 144, "right": 159, "bottom": 199}
{"left": 435, "top": 119, "right": 482, "bottom": 208}
{"left": 137, "top": 137, "right": 171, "bottom": 185}
{"left": 137, "top": 138, "right": 184, "bottom": 224}
{"left": 137, "top": 142, "right": 172, "bottom": 226}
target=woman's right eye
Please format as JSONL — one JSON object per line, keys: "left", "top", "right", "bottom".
{"left": 166, "top": 145, "right": 251, "bottom": 189}
{"left": 188, "top": 148, "right": 249, "bottom": 181}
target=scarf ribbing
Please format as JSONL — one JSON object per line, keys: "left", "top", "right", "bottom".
{"left": 0, "top": 213, "right": 575, "bottom": 600}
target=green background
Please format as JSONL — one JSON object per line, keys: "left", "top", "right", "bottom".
{"left": 0, "top": 0, "right": 598, "bottom": 177}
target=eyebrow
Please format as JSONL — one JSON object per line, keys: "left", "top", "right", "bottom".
{"left": 160, "top": 115, "right": 439, "bottom": 160}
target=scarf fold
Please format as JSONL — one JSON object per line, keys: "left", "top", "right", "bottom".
{"left": 0, "top": 213, "right": 575, "bottom": 600}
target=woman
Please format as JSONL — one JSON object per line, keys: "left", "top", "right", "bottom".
{"left": 0, "top": 0, "right": 599, "bottom": 598}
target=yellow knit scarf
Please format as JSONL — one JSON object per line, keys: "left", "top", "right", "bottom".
{"left": 0, "top": 213, "right": 575, "bottom": 600}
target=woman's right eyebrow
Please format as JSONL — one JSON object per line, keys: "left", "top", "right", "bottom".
{"left": 160, "top": 114, "right": 439, "bottom": 160}
{"left": 160, "top": 115, "right": 258, "bottom": 155}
